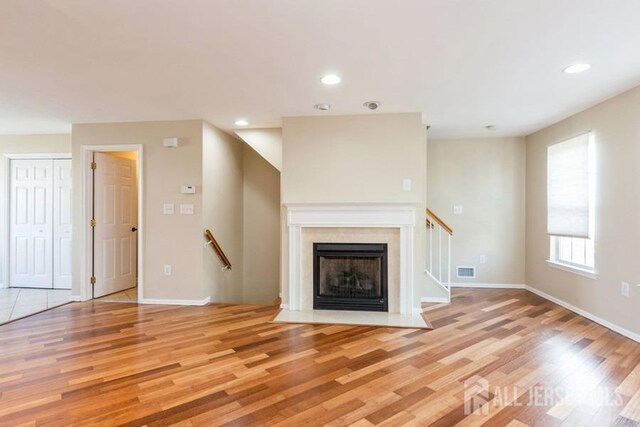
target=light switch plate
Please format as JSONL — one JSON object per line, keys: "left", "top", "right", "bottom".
{"left": 163, "top": 203, "right": 174, "bottom": 215}
{"left": 453, "top": 205, "right": 463, "bottom": 215}
{"left": 164, "top": 265, "right": 172, "bottom": 276}
{"left": 180, "top": 204, "right": 194, "bottom": 215}
{"left": 402, "top": 178, "right": 412, "bottom": 191}
{"left": 622, "top": 282, "right": 630, "bottom": 297}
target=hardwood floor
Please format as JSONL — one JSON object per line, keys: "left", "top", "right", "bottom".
{"left": 0, "top": 289, "right": 638, "bottom": 426}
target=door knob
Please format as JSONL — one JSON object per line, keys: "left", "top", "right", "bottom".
{"left": 131, "top": 227, "right": 138, "bottom": 232}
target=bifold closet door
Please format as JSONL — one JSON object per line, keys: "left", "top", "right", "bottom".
{"left": 53, "top": 159, "right": 72, "bottom": 289}
{"left": 10, "top": 160, "right": 54, "bottom": 288}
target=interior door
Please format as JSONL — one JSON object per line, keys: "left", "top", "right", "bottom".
{"left": 53, "top": 159, "right": 72, "bottom": 289}
{"left": 9, "top": 159, "right": 54, "bottom": 288}
{"left": 93, "top": 153, "right": 137, "bottom": 298}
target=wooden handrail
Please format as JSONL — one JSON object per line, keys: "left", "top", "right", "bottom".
{"left": 426, "top": 209, "right": 453, "bottom": 235}
{"left": 205, "top": 229, "right": 232, "bottom": 270}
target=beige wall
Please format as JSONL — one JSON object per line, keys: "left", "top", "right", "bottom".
{"left": 428, "top": 137, "right": 526, "bottom": 285}
{"left": 280, "top": 113, "right": 443, "bottom": 308}
{"left": 72, "top": 121, "right": 205, "bottom": 301}
{"left": 202, "top": 122, "right": 244, "bottom": 303}
{"left": 235, "top": 128, "right": 282, "bottom": 172}
{"left": 526, "top": 85, "right": 640, "bottom": 336}
{"left": 282, "top": 114, "right": 426, "bottom": 203}
{"left": 72, "top": 120, "right": 275, "bottom": 305}
{"left": 0, "top": 134, "right": 72, "bottom": 286}
{"left": 242, "top": 144, "right": 280, "bottom": 304}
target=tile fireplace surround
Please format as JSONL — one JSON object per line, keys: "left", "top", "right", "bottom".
{"left": 276, "top": 203, "right": 428, "bottom": 329}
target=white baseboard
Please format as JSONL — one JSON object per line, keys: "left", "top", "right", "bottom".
{"left": 421, "top": 296, "right": 450, "bottom": 304}
{"left": 525, "top": 285, "right": 640, "bottom": 343}
{"left": 139, "top": 297, "right": 211, "bottom": 306}
{"left": 69, "top": 294, "right": 83, "bottom": 302}
{"left": 451, "top": 283, "right": 526, "bottom": 289}
{"left": 279, "top": 304, "right": 289, "bottom": 310}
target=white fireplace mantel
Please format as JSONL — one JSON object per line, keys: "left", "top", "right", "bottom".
{"left": 285, "top": 203, "right": 416, "bottom": 314}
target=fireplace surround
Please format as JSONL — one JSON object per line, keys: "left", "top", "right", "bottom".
{"left": 313, "top": 243, "right": 388, "bottom": 312}
{"left": 285, "top": 203, "right": 417, "bottom": 314}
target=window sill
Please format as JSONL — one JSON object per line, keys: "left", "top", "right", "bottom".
{"left": 546, "top": 260, "right": 598, "bottom": 280}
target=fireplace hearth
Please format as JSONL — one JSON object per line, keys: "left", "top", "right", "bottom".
{"left": 313, "top": 243, "right": 388, "bottom": 312}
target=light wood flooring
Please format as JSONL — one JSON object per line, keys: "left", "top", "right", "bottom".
{"left": 0, "top": 288, "right": 638, "bottom": 426}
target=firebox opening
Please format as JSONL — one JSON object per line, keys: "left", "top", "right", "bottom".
{"left": 313, "top": 243, "right": 388, "bottom": 312}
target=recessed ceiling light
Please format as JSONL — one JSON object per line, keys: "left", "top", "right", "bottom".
{"left": 563, "top": 63, "right": 591, "bottom": 74}
{"left": 234, "top": 119, "right": 249, "bottom": 126}
{"left": 314, "top": 103, "right": 331, "bottom": 111}
{"left": 363, "top": 101, "right": 381, "bottom": 110}
{"left": 321, "top": 74, "right": 341, "bottom": 85}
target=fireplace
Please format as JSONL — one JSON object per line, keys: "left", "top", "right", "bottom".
{"left": 313, "top": 243, "right": 388, "bottom": 312}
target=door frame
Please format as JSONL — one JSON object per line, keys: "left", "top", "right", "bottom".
{"left": 2, "top": 153, "right": 72, "bottom": 289}
{"left": 80, "top": 145, "right": 144, "bottom": 302}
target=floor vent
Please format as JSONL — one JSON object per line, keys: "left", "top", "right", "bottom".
{"left": 457, "top": 266, "right": 476, "bottom": 279}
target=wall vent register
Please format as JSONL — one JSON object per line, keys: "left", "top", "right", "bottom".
{"left": 457, "top": 266, "right": 476, "bottom": 278}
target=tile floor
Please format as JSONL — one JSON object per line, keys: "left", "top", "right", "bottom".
{"left": 96, "top": 287, "right": 138, "bottom": 303}
{"left": 0, "top": 288, "right": 72, "bottom": 323}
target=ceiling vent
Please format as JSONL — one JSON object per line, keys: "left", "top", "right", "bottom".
{"left": 457, "top": 266, "right": 476, "bottom": 279}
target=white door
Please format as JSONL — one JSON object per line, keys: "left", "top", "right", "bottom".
{"left": 9, "top": 160, "right": 54, "bottom": 288}
{"left": 53, "top": 159, "right": 72, "bottom": 289}
{"left": 93, "top": 153, "right": 137, "bottom": 298}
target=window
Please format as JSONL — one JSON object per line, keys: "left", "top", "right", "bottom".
{"left": 547, "top": 132, "right": 595, "bottom": 275}
{"left": 550, "top": 236, "right": 595, "bottom": 270}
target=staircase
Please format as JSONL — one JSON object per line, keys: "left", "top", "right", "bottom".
{"left": 425, "top": 209, "right": 453, "bottom": 303}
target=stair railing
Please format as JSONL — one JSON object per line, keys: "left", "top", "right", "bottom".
{"left": 425, "top": 209, "right": 453, "bottom": 292}
{"left": 204, "top": 229, "right": 232, "bottom": 270}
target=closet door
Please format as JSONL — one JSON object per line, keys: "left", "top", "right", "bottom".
{"left": 53, "top": 159, "right": 72, "bottom": 289}
{"left": 10, "top": 160, "right": 54, "bottom": 288}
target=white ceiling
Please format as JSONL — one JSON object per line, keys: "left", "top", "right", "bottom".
{"left": 1, "top": 0, "right": 640, "bottom": 138}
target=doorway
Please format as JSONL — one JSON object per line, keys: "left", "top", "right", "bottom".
{"left": 80, "top": 145, "right": 143, "bottom": 302}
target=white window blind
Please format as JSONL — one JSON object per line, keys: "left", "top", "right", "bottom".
{"left": 547, "top": 132, "right": 593, "bottom": 238}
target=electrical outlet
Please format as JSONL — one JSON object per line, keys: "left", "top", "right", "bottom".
{"left": 164, "top": 265, "right": 172, "bottom": 276}
{"left": 621, "top": 282, "right": 630, "bottom": 297}
{"left": 479, "top": 255, "right": 486, "bottom": 265}
{"left": 180, "top": 204, "right": 194, "bottom": 215}
{"left": 453, "top": 205, "right": 463, "bottom": 215}
{"left": 163, "top": 203, "right": 174, "bottom": 215}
